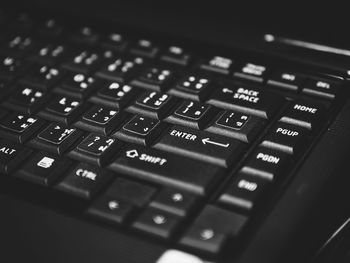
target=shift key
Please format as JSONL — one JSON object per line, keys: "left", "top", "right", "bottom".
{"left": 109, "top": 146, "right": 225, "bottom": 195}
{"left": 154, "top": 125, "right": 246, "bottom": 167}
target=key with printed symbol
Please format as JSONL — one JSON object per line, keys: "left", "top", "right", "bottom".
{"left": 116, "top": 115, "right": 164, "bottom": 146}
{"left": 76, "top": 105, "right": 126, "bottom": 135}
{"left": 0, "top": 55, "right": 28, "bottom": 81}
{"left": 267, "top": 71, "right": 305, "bottom": 92}
{"left": 154, "top": 125, "right": 246, "bottom": 168}
{"left": 55, "top": 163, "right": 113, "bottom": 199}
{"left": 131, "top": 66, "right": 175, "bottom": 92}
{"left": 89, "top": 80, "right": 136, "bottom": 109}
{"left": 0, "top": 113, "right": 44, "bottom": 143}
{"left": 233, "top": 62, "right": 268, "bottom": 83}
{"left": 30, "top": 123, "right": 83, "bottom": 155}
{"left": 128, "top": 91, "right": 176, "bottom": 119}
{"left": 14, "top": 152, "right": 72, "bottom": 186}
{"left": 130, "top": 39, "right": 159, "bottom": 58}
{"left": 56, "top": 72, "right": 97, "bottom": 99}
{"left": 109, "top": 146, "right": 224, "bottom": 195}
{"left": 199, "top": 56, "right": 233, "bottom": 75}
{"left": 0, "top": 34, "right": 37, "bottom": 56}
{"left": 69, "top": 134, "right": 121, "bottom": 166}
{"left": 218, "top": 172, "right": 270, "bottom": 211}
{"left": 167, "top": 100, "right": 217, "bottom": 129}
{"left": 20, "top": 64, "right": 63, "bottom": 90}
{"left": 160, "top": 45, "right": 191, "bottom": 66}
{"left": 101, "top": 33, "right": 128, "bottom": 51}
{"left": 69, "top": 26, "right": 100, "bottom": 46}
{"left": 63, "top": 50, "right": 103, "bottom": 74}
{"left": 28, "top": 43, "right": 70, "bottom": 65}
{"left": 302, "top": 78, "right": 340, "bottom": 99}
{"left": 0, "top": 139, "right": 32, "bottom": 174}
{"left": 39, "top": 96, "right": 84, "bottom": 124}
{"left": 169, "top": 74, "right": 213, "bottom": 101}
{"left": 206, "top": 110, "right": 265, "bottom": 143}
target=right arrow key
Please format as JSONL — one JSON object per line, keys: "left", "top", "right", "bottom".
{"left": 154, "top": 125, "right": 246, "bottom": 167}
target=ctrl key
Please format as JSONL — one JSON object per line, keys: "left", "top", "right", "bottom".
{"left": 179, "top": 205, "right": 247, "bottom": 254}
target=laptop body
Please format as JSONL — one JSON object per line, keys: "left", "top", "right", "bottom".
{"left": 0, "top": 1, "right": 350, "bottom": 263}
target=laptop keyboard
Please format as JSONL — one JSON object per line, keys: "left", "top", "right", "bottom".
{"left": 0, "top": 10, "right": 348, "bottom": 259}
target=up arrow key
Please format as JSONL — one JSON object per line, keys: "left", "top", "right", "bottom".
{"left": 202, "top": 138, "right": 230, "bottom": 148}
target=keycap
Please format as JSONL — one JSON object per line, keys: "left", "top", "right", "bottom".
{"left": 0, "top": 139, "right": 32, "bottom": 174}
{"left": 88, "top": 195, "right": 134, "bottom": 224}
{"left": 36, "top": 19, "right": 64, "bottom": 39}
{"left": 302, "top": 78, "right": 340, "bottom": 99}
{"left": 241, "top": 147, "right": 291, "bottom": 181}
{"left": 267, "top": 71, "right": 305, "bottom": 91}
{"left": 55, "top": 72, "right": 97, "bottom": 99}
{"left": 130, "top": 39, "right": 159, "bottom": 58}
{"left": 0, "top": 55, "right": 27, "bottom": 81}
{"left": 131, "top": 67, "right": 174, "bottom": 92}
{"left": 29, "top": 44, "right": 70, "bottom": 66}
{"left": 55, "top": 163, "right": 113, "bottom": 199}
{"left": 76, "top": 105, "right": 126, "bottom": 135}
{"left": 160, "top": 46, "right": 191, "bottom": 66}
{"left": 169, "top": 74, "right": 214, "bottom": 101}
{"left": 208, "top": 84, "right": 284, "bottom": 119}
{"left": 261, "top": 123, "right": 308, "bottom": 155}
{"left": 96, "top": 56, "right": 145, "bottom": 82}
{"left": 280, "top": 101, "right": 326, "bottom": 131}
{"left": 69, "top": 26, "right": 100, "bottom": 46}
{"left": 89, "top": 81, "right": 135, "bottom": 109}
{"left": 155, "top": 125, "right": 246, "bottom": 167}
{"left": 218, "top": 173, "right": 270, "bottom": 211}
{"left": 101, "top": 33, "right": 128, "bottom": 51}
{"left": 233, "top": 62, "right": 268, "bottom": 83}
{"left": 20, "top": 64, "right": 63, "bottom": 90}
{"left": 179, "top": 205, "right": 247, "bottom": 254}
{"left": 0, "top": 113, "right": 44, "bottom": 143}
{"left": 150, "top": 188, "right": 198, "bottom": 217}
{"left": 109, "top": 145, "right": 224, "bottom": 195}
{"left": 132, "top": 207, "right": 181, "bottom": 239}
{"left": 116, "top": 115, "right": 164, "bottom": 146}
{"left": 69, "top": 134, "right": 121, "bottom": 166}
{"left": 14, "top": 152, "right": 72, "bottom": 186}
{"left": 39, "top": 96, "right": 84, "bottom": 124}
{"left": 63, "top": 50, "right": 103, "bottom": 74}
{"left": 3, "top": 85, "right": 47, "bottom": 114}
{"left": 104, "top": 178, "right": 157, "bottom": 207}
{"left": 0, "top": 34, "right": 37, "bottom": 56}
{"left": 167, "top": 100, "right": 217, "bottom": 129}
{"left": 128, "top": 91, "right": 176, "bottom": 119}
{"left": 199, "top": 56, "right": 233, "bottom": 75}
{"left": 206, "top": 110, "right": 266, "bottom": 143}
{"left": 31, "top": 123, "right": 83, "bottom": 155}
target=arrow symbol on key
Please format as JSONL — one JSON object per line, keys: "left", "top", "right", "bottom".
{"left": 202, "top": 138, "right": 230, "bottom": 148}
{"left": 222, "top": 88, "right": 233, "bottom": 93}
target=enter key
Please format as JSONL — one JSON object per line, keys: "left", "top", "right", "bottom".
{"left": 154, "top": 125, "right": 246, "bottom": 167}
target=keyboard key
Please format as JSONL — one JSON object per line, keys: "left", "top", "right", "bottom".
{"left": 241, "top": 147, "right": 291, "bottom": 181}
{"left": 130, "top": 39, "right": 159, "bottom": 58}
{"left": 267, "top": 71, "right": 305, "bottom": 92}
{"left": 206, "top": 110, "right": 266, "bottom": 143}
{"left": 76, "top": 105, "right": 126, "bottom": 135}
{"left": 261, "top": 123, "right": 308, "bottom": 155}
{"left": 150, "top": 188, "right": 198, "bottom": 217}
{"left": 69, "top": 26, "right": 100, "bottom": 46}
{"left": 104, "top": 178, "right": 157, "bottom": 207}
{"left": 167, "top": 100, "right": 217, "bottom": 129}
{"left": 36, "top": 19, "right": 64, "bottom": 39}
{"left": 218, "top": 173, "right": 270, "bottom": 211}
{"left": 14, "top": 152, "right": 72, "bottom": 186}
{"left": 39, "top": 96, "right": 84, "bottom": 124}
{"left": 280, "top": 101, "right": 326, "bottom": 131}
{"left": 302, "top": 78, "right": 340, "bottom": 99}
{"left": 155, "top": 125, "right": 246, "bottom": 167}
{"left": 132, "top": 207, "right": 181, "bottom": 239}
{"left": 208, "top": 84, "right": 284, "bottom": 119}
{"left": 0, "top": 34, "right": 37, "bottom": 56}
{"left": 31, "top": 123, "right": 83, "bottom": 155}
{"left": 199, "top": 56, "right": 233, "bottom": 75}
{"left": 88, "top": 195, "right": 134, "bottom": 224}
{"left": 128, "top": 91, "right": 176, "bottom": 119}
{"left": 179, "top": 205, "right": 247, "bottom": 254}
{"left": 116, "top": 115, "right": 164, "bottom": 146}
{"left": 233, "top": 62, "right": 268, "bottom": 83}
{"left": 56, "top": 163, "right": 113, "bottom": 199}
{"left": 131, "top": 67, "right": 175, "bottom": 92}
{"left": 69, "top": 134, "right": 121, "bottom": 166}
{"left": 0, "top": 55, "right": 27, "bottom": 81}
{"left": 63, "top": 50, "right": 103, "bottom": 74}
{"left": 109, "top": 145, "right": 224, "bottom": 195}
{"left": 0, "top": 113, "right": 44, "bottom": 143}
{"left": 0, "top": 139, "right": 32, "bottom": 174}
{"left": 55, "top": 72, "right": 97, "bottom": 99}
{"left": 20, "top": 64, "right": 63, "bottom": 90}
{"left": 89, "top": 81, "right": 135, "bottom": 109}
{"left": 28, "top": 43, "right": 69, "bottom": 65}
{"left": 169, "top": 74, "right": 214, "bottom": 101}
{"left": 96, "top": 56, "right": 145, "bottom": 82}
{"left": 160, "top": 46, "right": 191, "bottom": 66}
{"left": 101, "top": 33, "right": 128, "bottom": 51}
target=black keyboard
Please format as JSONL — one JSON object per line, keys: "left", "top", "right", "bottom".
{"left": 0, "top": 9, "right": 348, "bottom": 260}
